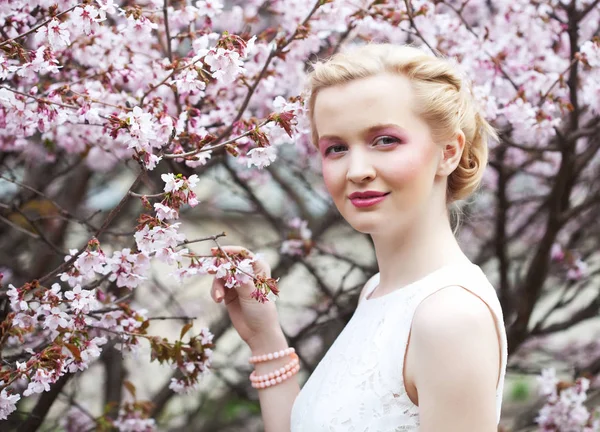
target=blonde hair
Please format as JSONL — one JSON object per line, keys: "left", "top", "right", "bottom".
{"left": 306, "top": 43, "right": 497, "bottom": 208}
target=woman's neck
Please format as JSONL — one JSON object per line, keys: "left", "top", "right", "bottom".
{"left": 370, "top": 206, "right": 470, "bottom": 295}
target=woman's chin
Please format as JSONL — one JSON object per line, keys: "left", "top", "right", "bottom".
{"left": 346, "top": 215, "right": 388, "bottom": 234}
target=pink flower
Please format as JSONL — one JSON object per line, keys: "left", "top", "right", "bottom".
{"left": 246, "top": 146, "right": 277, "bottom": 169}
{"left": 23, "top": 369, "right": 56, "bottom": 396}
{"left": 0, "top": 388, "right": 20, "bottom": 420}
{"left": 161, "top": 173, "right": 185, "bottom": 193}
{"left": 43, "top": 307, "right": 72, "bottom": 331}
{"left": 71, "top": 6, "right": 104, "bottom": 35}
{"left": 154, "top": 203, "right": 179, "bottom": 221}
{"left": 37, "top": 19, "right": 71, "bottom": 50}
{"left": 567, "top": 259, "right": 588, "bottom": 281}
{"left": 580, "top": 40, "right": 600, "bottom": 68}
{"left": 551, "top": 243, "right": 564, "bottom": 262}
{"left": 64, "top": 286, "right": 99, "bottom": 314}
{"left": 204, "top": 48, "right": 244, "bottom": 84}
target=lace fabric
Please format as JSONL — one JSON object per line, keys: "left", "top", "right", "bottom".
{"left": 290, "top": 262, "right": 508, "bottom": 432}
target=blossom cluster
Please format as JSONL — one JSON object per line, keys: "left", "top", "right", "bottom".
{"left": 536, "top": 368, "right": 600, "bottom": 431}
{"left": 1, "top": 0, "right": 599, "bottom": 428}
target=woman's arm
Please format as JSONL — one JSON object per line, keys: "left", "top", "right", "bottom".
{"left": 408, "top": 285, "right": 501, "bottom": 432}
{"left": 248, "top": 330, "right": 301, "bottom": 432}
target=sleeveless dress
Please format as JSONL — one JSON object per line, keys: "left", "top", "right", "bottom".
{"left": 290, "top": 261, "right": 508, "bottom": 431}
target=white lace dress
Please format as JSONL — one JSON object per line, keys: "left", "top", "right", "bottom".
{"left": 290, "top": 262, "right": 508, "bottom": 431}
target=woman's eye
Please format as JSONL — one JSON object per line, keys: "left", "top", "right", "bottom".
{"left": 324, "top": 144, "right": 347, "bottom": 155}
{"left": 373, "top": 136, "right": 400, "bottom": 146}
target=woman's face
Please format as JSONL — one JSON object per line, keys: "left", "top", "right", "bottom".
{"left": 313, "top": 72, "right": 446, "bottom": 234}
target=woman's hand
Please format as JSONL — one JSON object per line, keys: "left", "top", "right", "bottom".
{"left": 209, "top": 245, "right": 283, "bottom": 350}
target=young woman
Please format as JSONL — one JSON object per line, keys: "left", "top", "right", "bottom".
{"left": 210, "top": 43, "right": 508, "bottom": 432}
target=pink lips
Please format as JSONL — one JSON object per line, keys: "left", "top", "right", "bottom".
{"left": 348, "top": 191, "right": 390, "bottom": 208}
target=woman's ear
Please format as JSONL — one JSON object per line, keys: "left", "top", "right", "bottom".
{"left": 437, "top": 130, "right": 465, "bottom": 177}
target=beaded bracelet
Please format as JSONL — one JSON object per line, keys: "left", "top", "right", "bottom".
{"left": 251, "top": 364, "right": 300, "bottom": 389}
{"left": 250, "top": 353, "right": 299, "bottom": 383}
{"left": 248, "top": 347, "right": 295, "bottom": 364}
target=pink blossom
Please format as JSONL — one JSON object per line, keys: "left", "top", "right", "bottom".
{"left": 204, "top": 48, "right": 244, "bottom": 84}
{"left": 112, "top": 413, "right": 156, "bottom": 432}
{"left": 23, "top": 368, "right": 56, "bottom": 396}
{"left": 172, "top": 69, "right": 206, "bottom": 95}
{"left": 36, "top": 19, "right": 71, "bottom": 50}
{"left": 551, "top": 243, "right": 564, "bottom": 262}
{"left": 537, "top": 368, "right": 559, "bottom": 397}
{"left": 104, "top": 249, "right": 150, "bottom": 289}
{"left": 64, "top": 285, "right": 100, "bottom": 314}
{"left": 246, "top": 146, "right": 277, "bottom": 169}
{"left": 95, "top": 0, "right": 118, "bottom": 15}
{"left": 154, "top": 202, "right": 180, "bottom": 221}
{"left": 161, "top": 173, "right": 185, "bottom": 193}
{"left": 0, "top": 388, "right": 20, "bottom": 420}
{"left": 43, "top": 306, "right": 72, "bottom": 331}
{"left": 580, "top": 40, "right": 600, "bottom": 67}
{"left": 71, "top": 6, "right": 104, "bottom": 35}
{"left": 134, "top": 223, "right": 186, "bottom": 254}
{"left": 567, "top": 259, "right": 588, "bottom": 281}
{"left": 196, "top": 0, "right": 224, "bottom": 19}
{"left": 7, "top": 284, "right": 27, "bottom": 312}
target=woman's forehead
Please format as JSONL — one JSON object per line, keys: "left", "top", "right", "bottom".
{"left": 313, "top": 74, "right": 419, "bottom": 138}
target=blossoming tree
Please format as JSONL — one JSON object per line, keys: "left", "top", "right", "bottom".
{"left": 0, "top": 0, "right": 599, "bottom": 430}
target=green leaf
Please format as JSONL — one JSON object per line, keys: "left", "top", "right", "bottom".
{"left": 180, "top": 322, "right": 193, "bottom": 340}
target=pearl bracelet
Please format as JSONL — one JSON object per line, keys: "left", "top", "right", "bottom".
{"left": 250, "top": 353, "right": 299, "bottom": 383}
{"left": 248, "top": 347, "right": 295, "bottom": 364}
{"left": 251, "top": 364, "right": 300, "bottom": 389}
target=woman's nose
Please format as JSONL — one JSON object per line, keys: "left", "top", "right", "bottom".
{"left": 346, "top": 153, "right": 376, "bottom": 183}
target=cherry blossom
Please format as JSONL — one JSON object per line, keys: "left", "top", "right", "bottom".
{"left": 246, "top": 145, "right": 277, "bottom": 169}
{"left": 1, "top": 0, "right": 599, "bottom": 428}
{"left": 0, "top": 388, "right": 20, "bottom": 420}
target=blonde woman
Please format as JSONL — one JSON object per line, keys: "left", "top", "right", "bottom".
{"left": 210, "top": 44, "right": 508, "bottom": 432}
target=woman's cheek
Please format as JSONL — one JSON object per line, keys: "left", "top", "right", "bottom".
{"left": 321, "top": 161, "right": 343, "bottom": 196}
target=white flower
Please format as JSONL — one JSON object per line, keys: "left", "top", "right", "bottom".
{"left": 64, "top": 286, "right": 99, "bottom": 314}
{"left": 37, "top": 19, "right": 71, "bottom": 50}
{"left": 196, "top": 0, "right": 224, "bottom": 19}
{"left": 537, "top": 368, "right": 559, "bottom": 397}
{"left": 234, "top": 259, "right": 255, "bottom": 285}
{"left": 43, "top": 307, "right": 72, "bottom": 331}
{"left": 186, "top": 174, "right": 200, "bottom": 190}
{"left": 567, "top": 259, "right": 588, "bottom": 281}
{"left": 154, "top": 203, "right": 179, "bottom": 221}
{"left": 161, "top": 173, "right": 185, "bottom": 193}
{"left": 580, "top": 40, "right": 600, "bottom": 68}
{"left": 246, "top": 146, "right": 277, "bottom": 169}
{"left": 7, "top": 284, "right": 27, "bottom": 312}
{"left": 23, "top": 369, "right": 55, "bottom": 396}
{"left": 0, "top": 389, "right": 20, "bottom": 420}
{"left": 204, "top": 48, "right": 244, "bottom": 84}
{"left": 72, "top": 6, "right": 104, "bottom": 35}
{"left": 173, "top": 69, "right": 206, "bottom": 94}
{"left": 95, "top": 0, "right": 117, "bottom": 14}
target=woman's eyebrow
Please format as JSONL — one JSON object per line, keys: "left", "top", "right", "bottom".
{"left": 362, "top": 123, "right": 403, "bottom": 138}
{"left": 317, "top": 123, "right": 405, "bottom": 145}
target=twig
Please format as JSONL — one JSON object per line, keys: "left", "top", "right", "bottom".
{"left": 128, "top": 191, "right": 166, "bottom": 199}
{"left": 539, "top": 57, "right": 579, "bottom": 105}
{"left": 403, "top": 0, "right": 436, "bottom": 55}
{"left": 0, "top": 214, "right": 40, "bottom": 239}
{"left": 0, "top": 4, "right": 82, "bottom": 48}
{"left": 180, "top": 232, "right": 227, "bottom": 246}
{"left": 0, "top": 85, "right": 79, "bottom": 111}
{"left": 148, "top": 315, "right": 196, "bottom": 321}
{"left": 162, "top": 119, "right": 272, "bottom": 159}
{"left": 163, "top": 0, "right": 173, "bottom": 61}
